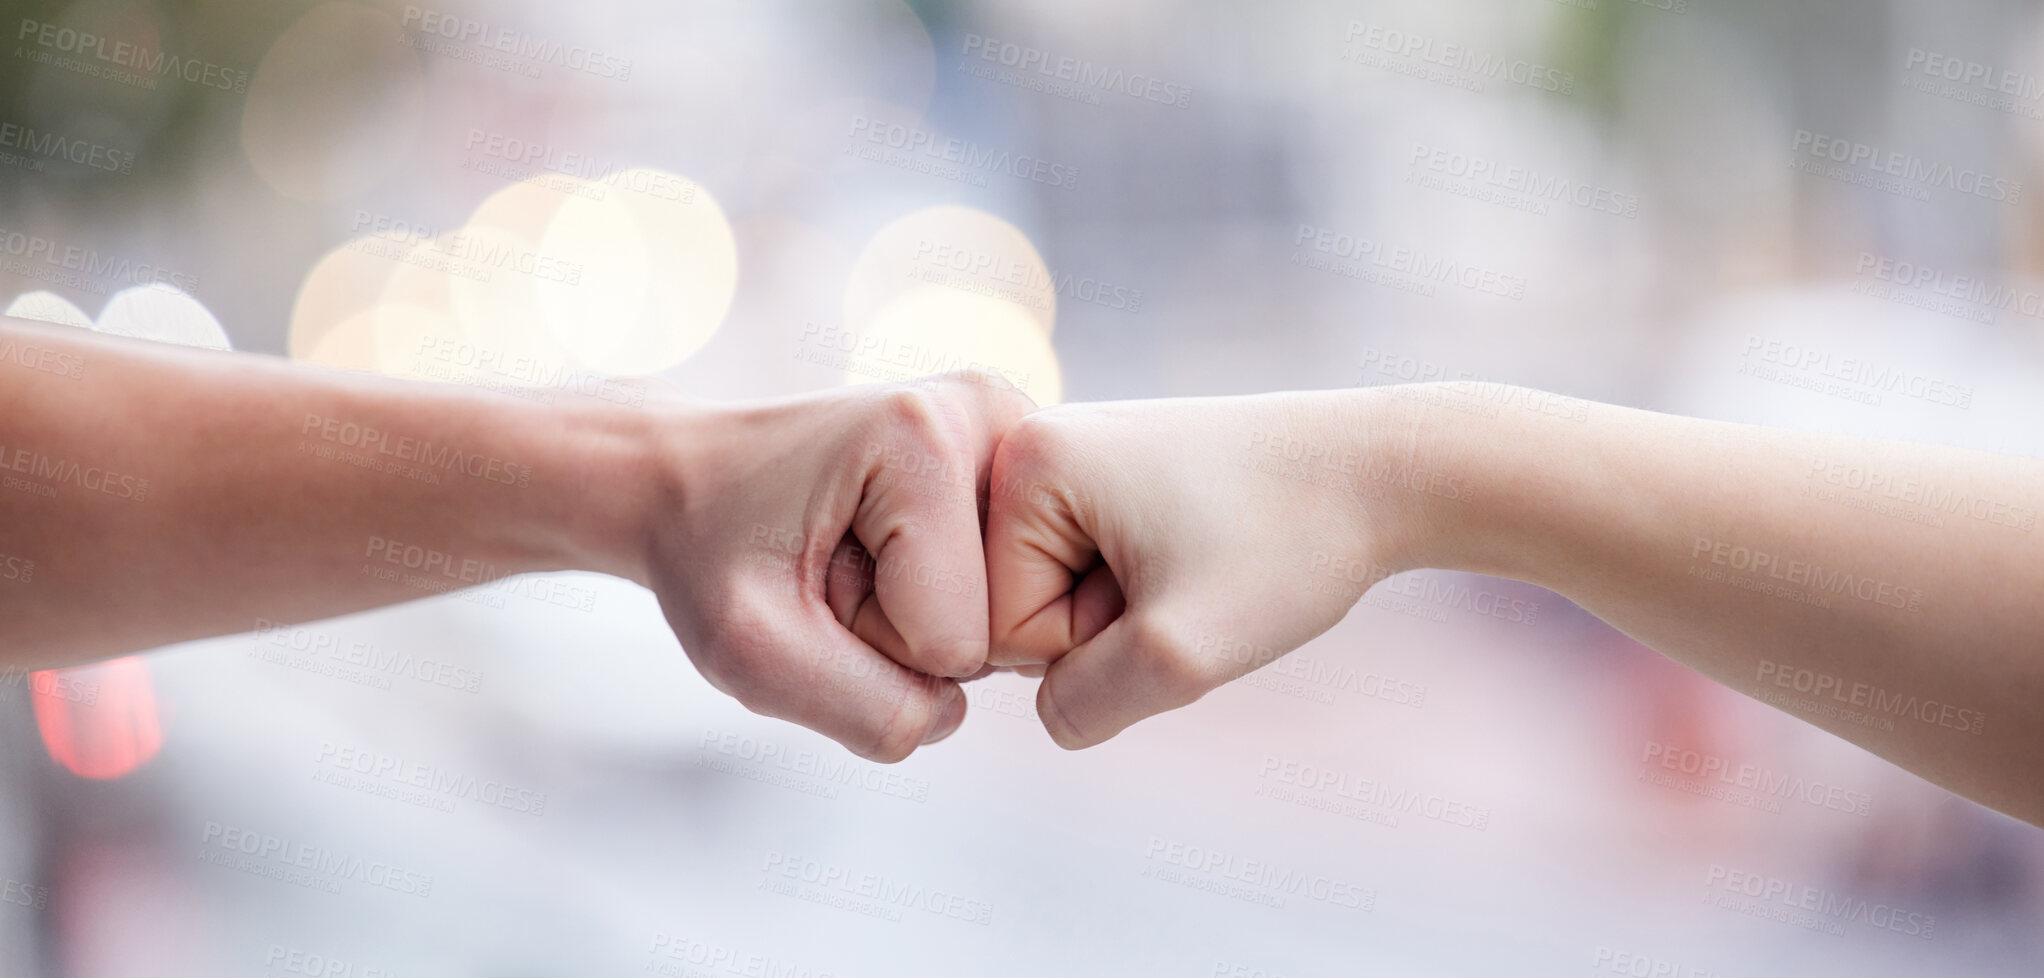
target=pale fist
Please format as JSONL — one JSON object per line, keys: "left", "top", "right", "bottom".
{"left": 985, "top": 393, "right": 1407, "bottom": 748}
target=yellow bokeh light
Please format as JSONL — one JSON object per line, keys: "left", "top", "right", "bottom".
{"left": 289, "top": 169, "right": 732, "bottom": 385}
{"left": 288, "top": 239, "right": 398, "bottom": 360}
{"left": 301, "top": 309, "right": 381, "bottom": 372}
{"left": 535, "top": 167, "right": 736, "bottom": 376}
{"left": 844, "top": 286, "right": 1062, "bottom": 405}
{"left": 445, "top": 206, "right": 581, "bottom": 381}
{"left": 242, "top": 2, "right": 425, "bottom": 201}
{"left": 843, "top": 205, "right": 1055, "bottom": 337}
{"left": 369, "top": 302, "right": 466, "bottom": 378}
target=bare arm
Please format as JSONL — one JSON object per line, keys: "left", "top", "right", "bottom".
{"left": 0, "top": 315, "right": 655, "bottom": 667}
{"left": 0, "top": 317, "right": 1032, "bottom": 760}
{"left": 1398, "top": 383, "right": 2044, "bottom": 823}
{"left": 984, "top": 383, "right": 2044, "bottom": 825}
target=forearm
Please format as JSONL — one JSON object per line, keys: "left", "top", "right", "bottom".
{"left": 1362, "top": 382, "right": 2044, "bottom": 823}
{"left": 0, "top": 317, "right": 664, "bottom": 668}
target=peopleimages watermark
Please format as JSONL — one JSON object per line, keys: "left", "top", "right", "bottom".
{"left": 794, "top": 321, "right": 1047, "bottom": 401}
{"left": 398, "top": 6, "right": 631, "bottom": 81}
{"left": 14, "top": 17, "right": 250, "bottom": 93}
{"left": 0, "top": 224, "right": 200, "bottom": 293}
{"left": 1214, "top": 959, "right": 1299, "bottom": 978}
{"left": 1142, "top": 836, "right": 1374, "bottom": 912}
{"left": 0, "top": 119, "right": 134, "bottom": 175}
{"left": 1405, "top": 142, "right": 1640, "bottom": 218}
{"left": 348, "top": 210, "right": 586, "bottom": 286}
{"left": 356, "top": 534, "right": 597, "bottom": 613}
{"left": 0, "top": 552, "right": 32, "bottom": 587}
{"left": 1257, "top": 755, "right": 1491, "bottom": 830}
{"left": 1754, "top": 658, "right": 1985, "bottom": 736}
{"left": 1355, "top": 347, "right": 1488, "bottom": 387}
{"left": 1850, "top": 251, "right": 2044, "bottom": 327}
{"left": 1701, "top": 863, "right": 1935, "bottom": 940}
{"left": 646, "top": 932, "right": 842, "bottom": 978}
{"left": 1789, "top": 129, "right": 2021, "bottom": 204}
{"left": 1591, "top": 946, "right": 1719, "bottom": 978}
{"left": 1201, "top": 629, "right": 1427, "bottom": 709}
{"left": 0, "top": 665, "right": 96, "bottom": 704}
{"left": 1639, "top": 739, "right": 1872, "bottom": 816}
{"left": 958, "top": 33, "right": 1191, "bottom": 108}
{"left": 1687, "top": 536, "right": 1925, "bottom": 613}
{"left": 1738, "top": 333, "right": 1974, "bottom": 409}
{"left": 457, "top": 129, "right": 694, "bottom": 205}
{"left": 1802, "top": 455, "right": 2034, "bottom": 533}
{"left": 1, "top": 878, "right": 47, "bottom": 912}
{"left": 1301, "top": 549, "right": 1541, "bottom": 629}
{"left": 1900, "top": 47, "right": 2044, "bottom": 120}
{"left": 0, "top": 333, "right": 85, "bottom": 379}
{"left": 249, "top": 618, "right": 483, "bottom": 695}
{"left": 1339, "top": 20, "right": 1576, "bottom": 96}
{"left": 1353, "top": 352, "right": 1593, "bottom": 424}
{"left": 759, "top": 850, "right": 994, "bottom": 926}
{"left": 196, "top": 820, "right": 433, "bottom": 898}
{"left": 844, "top": 115, "right": 1080, "bottom": 191}
{"left": 300, "top": 413, "right": 533, "bottom": 488}
{"left": 910, "top": 238, "right": 1143, "bottom": 314}
{"left": 0, "top": 442, "right": 149, "bottom": 501}
{"left": 263, "top": 945, "right": 403, "bottom": 978}
{"left": 1243, "top": 429, "right": 1480, "bottom": 503}
{"left": 698, "top": 727, "right": 932, "bottom": 803}
{"left": 314, "top": 741, "right": 548, "bottom": 816}
{"left": 409, "top": 333, "right": 648, "bottom": 409}
{"left": 1291, "top": 224, "right": 1526, "bottom": 299}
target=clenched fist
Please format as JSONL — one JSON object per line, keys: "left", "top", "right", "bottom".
{"left": 983, "top": 392, "right": 1422, "bottom": 748}
{"left": 647, "top": 372, "right": 1035, "bottom": 761}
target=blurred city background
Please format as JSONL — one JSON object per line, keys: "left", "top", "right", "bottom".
{"left": 1, "top": 0, "right": 2041, "bottom": 974}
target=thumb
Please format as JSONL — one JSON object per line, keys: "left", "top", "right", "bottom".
{"left": 985, "top": 420, "right": 1123, "bottom": 667}
{"left": 1035, "top": 610, "right": 1214, "bottom": 749}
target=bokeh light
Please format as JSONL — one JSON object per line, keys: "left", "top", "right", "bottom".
{"left": 845, "top": 285, "right": 1062, "bottom": 404}
{"left": 844, "top": 205, "right": 1057, "bottom": 337}
{"left": 4, "top": 292, "right": 92, "bottom": 328}
{"left": 287, "top": 239, "right": 400, "bottom": 361}
{"left": 241, "top": 2, "right": 426, "bottom": 201}
{"left": 536, "top": 168, "right": 737, "bottom": 375}
{"left": 95, "top": 285, "right": 230, "bottom": 350}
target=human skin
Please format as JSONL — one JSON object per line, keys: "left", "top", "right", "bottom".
{"left": 0, "top": 316, "right": 1033, "bottom": 762}
{"left": 985, "top": 384, "right": 2044, "bottom": 826}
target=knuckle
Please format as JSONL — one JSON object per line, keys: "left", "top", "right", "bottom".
{"left": 990, "top": 412, "right": 1069, "bottom": 501}
{"left": 872, "top": 387, "right": 975, "bottom": 493}
{"left": 1004, "top": 409, "right": 1067, "bottom": 459}
{"left": 861, "top": 681, "right": 932, "bottom": 763}
{"left": 946, "top": 367, "right": 1038, "bottom": 413}
{"left": 690, "top": 589, "right": 811, "bottom": 720}
{"left": 879, "top": 386, "right": 953, "bottom": 443}
{"left": 1124, "top": 614, "right": 1207, "bottom": 696}
{"left": 940, "top": 366, "right": 1001, "bottom": 390}
{"left": 924, "top": 637, "right": 990, "bottom": 678}
{"left": 688, "top": 603, "right": 772, "bottom": 696}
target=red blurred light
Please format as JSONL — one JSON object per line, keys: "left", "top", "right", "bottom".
{"left": 31, "top": 656, "right": 164, "bottom": 780}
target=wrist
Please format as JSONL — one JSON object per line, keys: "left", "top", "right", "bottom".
{"left": 521, "top": 393, "right": 700, "bottom": 589}
{"left": 1322, "top": 385, "right": 1441, "bottom": 579}
{"left": 1347, "top": 381, "right": 1583, "bottom": 588}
